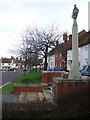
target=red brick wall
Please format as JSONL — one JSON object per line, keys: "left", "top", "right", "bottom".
{"left": 13, "top": 85, "right": 48, "bottom": 94}
{"left": 55, "top": 50, "right": 60, "bottom": 66}
{"left": 42, "top": 71, "right": 62, "bottom": 85}
{"left": 54, "top": 81, "right": 88, "bottom": 100}
{"left": 55, "top": 49, "right": 65, "bottom": 69}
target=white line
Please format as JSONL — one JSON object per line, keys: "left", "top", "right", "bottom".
{"left": 0, "top": 82, "right": 10, "bottom": 88}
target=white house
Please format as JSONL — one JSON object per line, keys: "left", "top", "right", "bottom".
{"left": 47, "top": 48, "right": 55, "bottom": 70}
{"left": 88, "top": 1, "right": 90, "bottom": 65}
{"left": 67, "top": 31, "right": 90, "bottom": 71}
{"left": 0, "top": 56, "right": 17, "bottom": 71}
{"left": 88, "top": 1, "right": 90, "bottom": 31}
{"left": 80, "top": 45, "right": 89, "bottom": 66}
{"left": 67, "top": 46, "right": 88, "bottom": 71}
{"left": 47, "top": 54, "right": 55, "bottom": 70}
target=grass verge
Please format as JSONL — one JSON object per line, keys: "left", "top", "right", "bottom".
{"left": 1, "top": 70, "right": 42, "bottom": 93}
{"left": 1, "top": 83, "right": 14, "bottom": 93}
{"left": 12, "top": 70, "right": 41, "bottom": 84}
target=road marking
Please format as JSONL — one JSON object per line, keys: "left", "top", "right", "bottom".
{"left": 0, "top": 82, "right": 10, "bottom": 88}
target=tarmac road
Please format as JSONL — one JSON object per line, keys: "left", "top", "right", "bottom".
{"left": 0, "top": 69, "right": 24, "bottom": 87}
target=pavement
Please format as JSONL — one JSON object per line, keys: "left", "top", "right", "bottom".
{"left": 2, "top": 93, "right": 19, "bottom": 103}
{"left": 1, "top": 89, "right": 54, "bottom": 104}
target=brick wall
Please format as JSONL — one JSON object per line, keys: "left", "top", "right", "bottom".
{"left": 53, "top": 81, "right": 88, "bottom": 100}
{"left": 13, "top": 85, "right": 48, "bottom": 94}
{"left": 42, "top": 71, "right": 63, "bottom": 85}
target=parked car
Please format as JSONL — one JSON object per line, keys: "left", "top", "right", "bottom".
{"left": 8, "top": 67, "right": 17, "bottom": 71}
{"left": 80, "top": 66, "right": 86, "bottom": 72}
{"left": 23, "top": 67, "right": 28, "bottom": 71}
{"left": 47, "top": 67, "right": 52, "bottom": 71}
{"left": 80, "top": 65, "right": 90, "bottom": 76}
{"left": 53, "top": 66, "right": 63, "bottom": 71}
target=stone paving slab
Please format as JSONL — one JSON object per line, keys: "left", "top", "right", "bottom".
{"left": 38, "top": 92, "right": 45, "bottom": 101}
{"left": 43, "top": 90, "right": 53, "bottom": 102}
{"left": 2, "top": 90, "right": 53, "bottom": 104}
{"left": 19, "top": 91, "right": 53, "bottom": 103}
{"left": 2, "top": 93, "right": 19, "bottom": 103}
{"left": 18, "top": 92, "right": 25, "bottom": 103}
{"left": 28, "top": 92, "right": 36, "bottom": 102}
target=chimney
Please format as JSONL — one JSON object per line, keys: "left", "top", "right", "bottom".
{"left": 69, "top": 34, "right": 72, "bottom": 40}
{"left": 20, "top": 58, "right": 22, "bottom": 61}
{"left": 11, "top": 56, "right": 14, "bottom": 59}
{"left": 63, "top": 33, "right": 67, "bottom": 43}
{"left": 16, "top": 57, "right": 18, "bottom": 61}
{"left": 56, "top": 40, "right": 59, "bottom": 46}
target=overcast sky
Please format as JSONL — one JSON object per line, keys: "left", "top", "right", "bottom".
{"left": 0, "top": 0, "right": 89, "bottom": 58}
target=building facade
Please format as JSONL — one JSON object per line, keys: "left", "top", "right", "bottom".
{"left": 67, "top": 30, "right": 90, "bottom": 71}
{"left": 48, "top": 30, "right": 90, "bottom": 71}
{"left": 55, "top": 43, "right": 65, "bottom": 70}
{"left": 88, "top": 1, "right": 90, "bottom": 65}
{"left": 0, "top": 56, "right": 16, "bottom": 70}
{"left": 48, "top": 54, "right": 55, "bottom": 70}
{"left": 47, "top": 48, "right": 55, "bottom": 70}
{"left": 88, "top": 1, "right": 90, "bottom": 31}
{"left": 0, "top": 56, "right": 23, "bottom": 70}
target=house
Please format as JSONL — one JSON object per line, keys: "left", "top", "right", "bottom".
{"left": 88, "top": 1, "right": 90, "bottom": 65}
{"left": 88, "top": 1, "right": 90, "bottom": 31}
{"left": 16, "top": 57, "right": 23, "bottom": 69}
{"left": 67, "top": 30, "right": 90, "bottom": 70}
{"left": 47, "top": 32, "right": 69, "bottom": 71}
{"left": 47, "top": 41, "right": 66, "bottom": 70}
{"left": 55, "top": 41, "right": 65, "bottom": 70}
{"left": 47, "top": 48, "right": 55, "bottom": 70}
{"left": 47, "top": 29, "right": 90, "bottom": 71}
{"left": 0, "top": 56, "right": 17, "bottom": 71}
{"left": 0, "top": 56, "right": 24, "bottom": 70}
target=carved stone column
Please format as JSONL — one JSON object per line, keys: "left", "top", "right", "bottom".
{"left": 69, "top": 20, "right": 81, "bottom": 79}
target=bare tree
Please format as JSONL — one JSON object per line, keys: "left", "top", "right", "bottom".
{"left": 35, "top": 26, "right": 61, "bottom": 70}
{"left": 17, "top": 29, "right": 33, "bottom": 68}
{"left": 18, "top": 25, "right": 62, "bottom": 70}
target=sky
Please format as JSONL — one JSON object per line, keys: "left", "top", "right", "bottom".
{"left": 0, "top": 0, "right": 89, "bottom": 58}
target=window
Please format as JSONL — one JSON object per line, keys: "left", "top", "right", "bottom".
{"left": 60, "top": 53, "right": 62, "bottom": 57}
{"left": 67, "top": 51, "right": 71, "bottom": 57}
{"left": 85, "top": 59, "right": 88, "bottom": 65}
{"left": 68, "top": 60, "right": 72, "bottom": 65}
{"left": 78, "top": 48, "right": 80, "bottom": 56}
{"left": 85, "top": 45, "right": 88, "bottom": 51}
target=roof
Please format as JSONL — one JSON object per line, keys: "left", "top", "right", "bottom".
{"left": 79, "top": 30, "right": 90, "bottom": 47}
{"left": 1, "top": 57, "right": 15, "bottom": 63}
{"left": 48, "top": 48, "right": 55, "bottom": 56}
{"left": 48, "top": 43, "right": 64, "bottom": 56}
{"left": 48, "top": 29, "right": 90, "bottom": 56}
{"left": 64, "top": 30, "right": 90, "bottom": 50}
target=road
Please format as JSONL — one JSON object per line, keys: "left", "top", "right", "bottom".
{"left": 0, "top": 70, "right": 24, "bottom": 87}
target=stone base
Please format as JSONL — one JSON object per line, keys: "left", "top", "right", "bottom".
{"left": 54, "top": 80, "right": 88, "bottom": 100}
{"left": 69, "top": 69, "right": 81, "bottom": 80}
